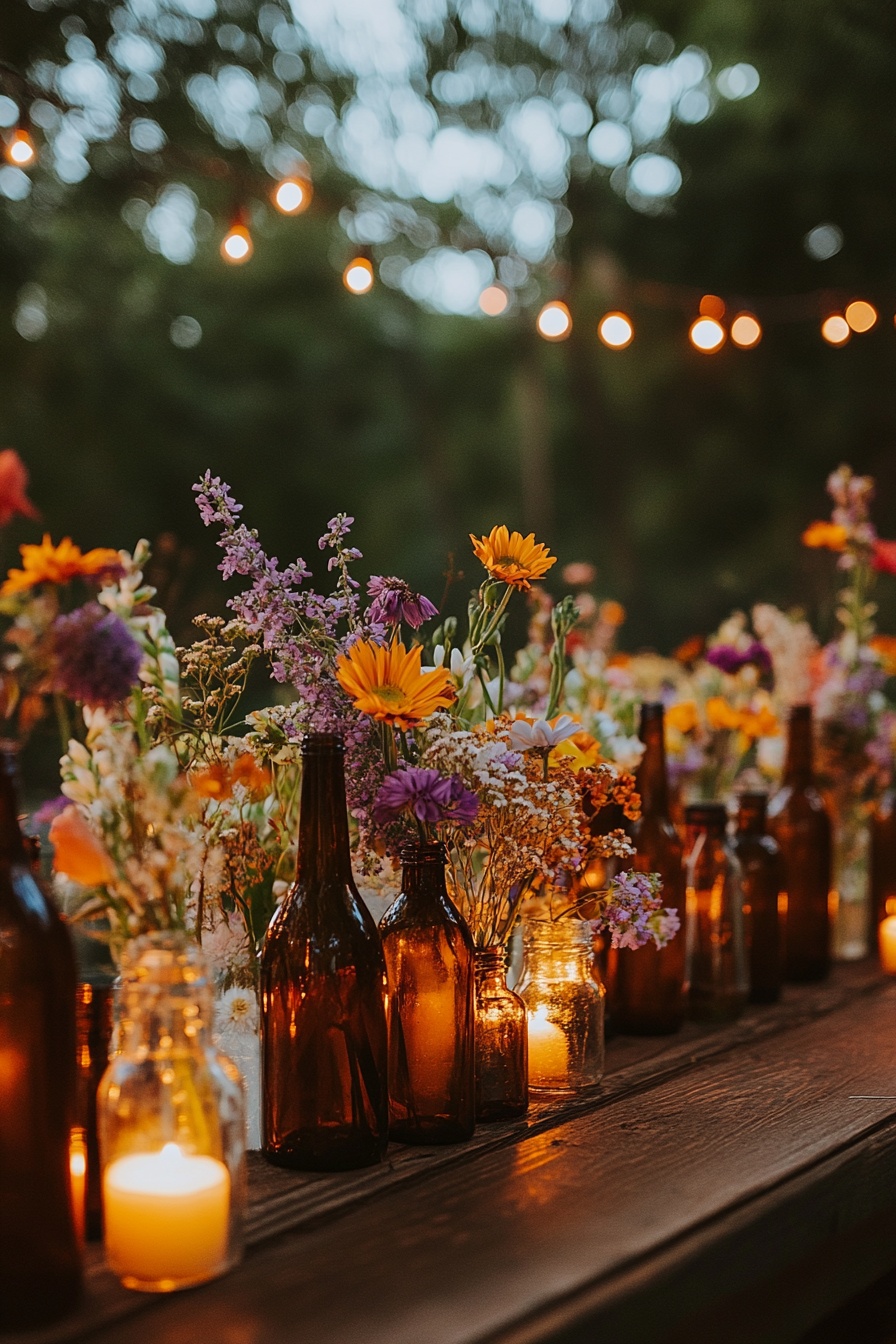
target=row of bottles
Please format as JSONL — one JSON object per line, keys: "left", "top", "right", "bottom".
{"left": 608, "top": 701, "right": 833, "bottom": 1032}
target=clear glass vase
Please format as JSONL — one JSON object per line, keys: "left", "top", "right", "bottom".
{"left": 473, "top": 947, "right": 528, "bottom": 1122}
{"left": 98, "top": 933, "right": 246, "bottom": 1293}
{"left": 516, "top": 918, "right": 605, "bottom": 1096}
{"left": 831, "top": 796, "right": 872, "bottom": 961}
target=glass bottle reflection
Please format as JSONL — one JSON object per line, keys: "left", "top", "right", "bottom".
{"left": 767, "top": 705, "right": 832, "bottom": 982}
{"left": 261, "top": 733, "right": 389, "bottom": 1170}
{"left": 684, "top": 802, "right": 749, "bottom": 1023}
{"left": 735, "top": 792, "right": 783, "bottom": 1005}
{"left": 380, "top": 842, "right": 475, "bottom": 1144}
{"left": 473, "top": 947, "right": 528, "bottom": 1122}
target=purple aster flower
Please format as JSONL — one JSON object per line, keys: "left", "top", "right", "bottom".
{"left": 51, "top": 605, "right": 142, "bottom": 708}
{"left": 372, "top": 767, "right": 478, "bottom": 828}
{"left": 706, "top": 641, "right": 772, "bottom": 677}
{"left": 367, "top": 576, "right": 438, "bottom": 630}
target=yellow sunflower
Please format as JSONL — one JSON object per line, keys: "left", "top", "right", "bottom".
{"left": 335, "top": 640, "right": 454, "bottom": 730}
{"left": 469, "top": 525, "right": 557, "bottom": 590}
{"left": 1, "top": 535, "right": 122, "bottom": 597}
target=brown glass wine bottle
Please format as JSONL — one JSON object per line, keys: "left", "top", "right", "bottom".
{"left": 607, "top": 703, "right": 686, "bottom": 1034}
{"left": 767, "top": 706, "right": 832, "bottom": 982}
{"left": 261, "top": 733, "right": 389, "bottom": 1171}
{"left": 871, "top": 788, "right": 896, "bottom": 928}
{"left": 380, "top": 842, "right": 475, "bottom": 1144}
{"left": 735, "top": 792, "right": 783, "bottom": 1004}
{"left": 684, "top": 802, "right": 749, "bottom": 1023}
{"left": 0, "top": 744, "right": 82, "bottom": 1329}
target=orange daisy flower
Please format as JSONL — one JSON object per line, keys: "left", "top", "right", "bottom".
{"left": 469, "top": 525, "right": 557, "bottom": 591}
{"left": 335, "top": 639, "right": 454, "bottom": 730}
{"left": 49, "top": 807, "right": 115, "bottom": 886}
{"left": 802, "top": 520, "right": 848, "bottom": 552}
{"left": 1, "top": 535, "right": 122, "bottom": 597}
{"left": 705, "top": 696, "right": 743, "bottom": 732}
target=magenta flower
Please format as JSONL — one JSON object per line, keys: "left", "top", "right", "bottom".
{"left": 706, "top": 641, "right": 772, "bottom": 677}
{"left": 373, "top": 767, "right": 478, "bottom": 828}
{"left": 367, "top": 576, "right": 438, "bottom": 629}
{"left": 51, "top": 605, "right": 142, "bottom": 708}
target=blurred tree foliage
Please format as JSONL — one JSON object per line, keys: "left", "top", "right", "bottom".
{"left": 0, "top": 0, "right": 894, "bottom": 658}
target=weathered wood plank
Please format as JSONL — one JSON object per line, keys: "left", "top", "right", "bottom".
{"left": 32, "top": 971, "right": 896, "bottom": 1344}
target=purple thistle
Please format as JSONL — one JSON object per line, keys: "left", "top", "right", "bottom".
{"left": 367, "top": 576, "right": 438, "bottom": 630}
{"left": 373, "top": 767, "right": 479, "bottom": 829}
{"left": 51, "top": 605, "right": 142, "bottom": 708}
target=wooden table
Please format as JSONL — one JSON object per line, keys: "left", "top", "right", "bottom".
{"left": 13, "top": 962, "right": 896, "bottom": 1344}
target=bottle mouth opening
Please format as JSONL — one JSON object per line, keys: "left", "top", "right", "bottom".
{"left": 301, "top": 732, "right": 345, "bottom": 755}
{"left": 399, "top": 841, "right": 446, "bottom": 862}
{"left": 640, "top": 702, "right": 665, "bottom": 721}
{"left": 685, "top": 803, "right": 728, "bottom": 825}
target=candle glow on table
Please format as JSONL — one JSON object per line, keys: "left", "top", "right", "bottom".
{"left": 878, "top": 916, "right": 896, "bottom": 975}
{"left": 403, "top": 987, "right": 457, "bottom": 1107}
{"left": 104, "top": 1142, "right": 230, "bottom": 1290}
{"left": 527, "top": 1006, "right": 569, "bottom": 1089}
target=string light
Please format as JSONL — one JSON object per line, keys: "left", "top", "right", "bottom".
{"left": 730, "top": 312, "right": 762, "bottom": 349}
{"left": 821, "top": 314, "right": 850, "bottom": 346}
{"left": 845, "top": 300, "right": 877, "bottom": 333}
{"left": 343, "top": 256, "right": 374, "bottom": 294}
{"left": 689, "top": 316, "right": 726, "bottom": 353}
{"left": 273, "top": 176, "right": 312, "bottom": 215}
{"left": 5, "top": 128, "right": 36, "bottom": 168}
{"left": 220, "top": 222, "right": 253, "bottom": 264}
{"left": 479, "top": 284, "right": 509, "bottom": 316}
{"left": 597, "top": 311, "right": 634, "bottom": 349}
{"left": 536, "top": 300, "right": 572, "bottom": 341}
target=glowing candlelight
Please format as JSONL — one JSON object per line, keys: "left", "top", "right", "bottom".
{"left": 878, "top": 916, "right": 896, "bottom": 975}
{"left": 527, "top": 1006, "right": 568, "bottom": 1090}
{"left": 69, "top": 1130, "right": 87, "bottom": 1243}
{"left": 401, "top": 988, "right": 457, "bottom": 1108}
{"left": 104, "top": 1142, "right": 230, "bottom": 1290}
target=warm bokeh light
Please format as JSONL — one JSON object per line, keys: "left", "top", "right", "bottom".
{"left": 536, "top": 300, "right": 572, "bottom": 341}
{"left": 5, "top": 129, "right": 36, "bottom": 167}
{"left": 220, "top": 224, "right": 253, "bottom": 264}
{"left": 343, "top": 257, "right": 374, "bottom": 294}
{"left": 730, "top": 312, "right": 762, "bottom": 348}
{"left": 844, "top": 300, "right": 877, "bottom": 333}
{"left": 598, "top": 311, "right": 634, "bottom": 349}
{"left": 479, "top": 284, "right": 509, "bottom": 316}
{"left": 689, "top": 316, "right": 726, "bottom": 352}
{"left": 821, "top": 314, "right": 850, "bottom": 346}
{"left": 273, "top": 177, "right": 312, "bottom": 215}
{"left": 699, "top": 294, "right": 726, "bottom": 320}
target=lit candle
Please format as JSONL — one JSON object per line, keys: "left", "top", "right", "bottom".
{"left": 69, "top": 1130, "right": 87, "bottom": 1243}
{"left": 104, "top": 1142, "right": 230, "bottom": 1290}
{"left": 527, "top": 1006, "right": 569, "bottom": 1090}
{"left": 402, "top": 988, "right": 457, "bottom": 1107}
{"left": 879, "top": 916, "right": 896, "bottom": 975}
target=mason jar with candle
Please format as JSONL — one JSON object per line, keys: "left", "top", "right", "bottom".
{"left": 97, "top": 933, "right": 246, "bottom": 1293}
{"left": 516, "top": 917, "right": 605, "bottom": 1096}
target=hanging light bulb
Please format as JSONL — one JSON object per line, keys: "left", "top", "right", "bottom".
{"left": 536, "top": 301, "right": 572, "bottom": 341}
{"left": 343, "top": 257, "right": 374, "bottom": 294}
{"left": 597, "top": 311, "right": 634, "bottom": 349}
{"left": 5, "top": 128, "right": 36, "bottom": 168}
{"left": 689, "top": 316, "right": 726, "bottom": 353}
{"left": 273, "top": 175, "right": 312, "bottom": 215}
{"left": 821, "top": 314, "right": 850, "bottom": 345}
{"left": 479, "top": 284, "right": 509, "bottom": 316}
{"left": 730, "top": 312, "right": 762, "bottom": 348}
{"left": 844, "top": 300, "right": 877, "bottom": 333}
{"left": 220, "top": 222, "right": 253, "bottom": 264}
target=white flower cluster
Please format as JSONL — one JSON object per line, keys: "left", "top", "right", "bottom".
{"left": 752, "top": 603, "right": 819, "bottom": 708}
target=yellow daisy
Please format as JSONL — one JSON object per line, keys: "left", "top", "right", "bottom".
{"left": 335, "top": 640, "right": 454, "bottom": 730}
{"left": 469, "top": 525, "right": 557, "bottom": 591}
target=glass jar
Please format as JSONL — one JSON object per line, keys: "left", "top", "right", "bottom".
{"left": 97, "top": 933, "right": 246, "bottom": 1293}
{"left": 473, "top": 947, "right": 528, "bottom": 1122}
{"left": 516, "top": 918, "right": 605, "bottom": 1095}
{"left": 684, "top": 803, "right": 749, "bottom": 1023}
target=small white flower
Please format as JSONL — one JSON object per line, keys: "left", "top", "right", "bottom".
{"left": 508, "top": 715, "right": 581, "bottom": 752}
{"left": 216, "top": 987, "right": 258, "bottom": 1035}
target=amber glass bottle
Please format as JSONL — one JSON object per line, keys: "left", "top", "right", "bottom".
{"left": 735, "top": 793, "right": 783, "bottom": 1005}
{"left": 380, "top": 842, "right": 475, "bottom": 1144}
{"left": 261, "top": 733, "right": 389, "bottom": 1171}
{"left": 0, "top": 744, "right": 82, "bottom": 1329}
{"left": 607, "top": 703, "right": 686, "bottom": 1034}
{"left": 767, "top": 706, "right": 832, "bottom": 983}
{"left": 871, "top": 789, "right": 896, "bottom": 928}
{"left": 684, "top": 802, "right": 749, "bottom": 1023}
{"left": 473, "top": 947, "right": 528, "bottom": 1122}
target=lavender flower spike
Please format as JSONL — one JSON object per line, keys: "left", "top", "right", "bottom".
{"left": 51, "top": 604, "right": 143, "bottom": 708}
{"left": 367, "top": 576, "right": 438, "bottom": 630}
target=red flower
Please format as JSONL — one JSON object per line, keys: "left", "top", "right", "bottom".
{"left": 0, "top": 450, "right": 39, "bottom": 527}
{"left": 872, "top": 539, "right": 896, "bottom": 575}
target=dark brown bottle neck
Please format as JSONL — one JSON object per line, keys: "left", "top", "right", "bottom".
{"left": 737, "top": 793, "right": 768, "bottom": 835}
{"left": 636, "top": 705, "right": 670, "bottom": 817}
{"left": 400, "top": 844, "right": 448, "bottom": 904}
{"left": 0, "top": 743, "right": 29, "bottom": 865}
{"left": 296, "top": 736, "right": 353, "bottom": 888}
{"left": 784, "top": 706, "right": 815, "bottom": 784}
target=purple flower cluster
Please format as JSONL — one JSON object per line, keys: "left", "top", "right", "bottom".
{"left": 706, "top": 641, "right": 772, "bottom": 677}
{"left": 367, "top": 576, "right": 438, "bottom": 630}
{"left": 51, "top": 604, "right": 142, "bottom": 708}
{"left": 596, "top": 869, "right": 680, "bottom": 951}
{"left": 372, "top": 767, "right": 479, "bottom": 829}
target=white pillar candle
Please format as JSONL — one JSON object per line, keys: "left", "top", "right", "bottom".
{"left": 879, "top": 916, "right": 896, "bottom": 976}
{"left": 527, "top": 1006, "right": 569, "bottom": 1089}
{"left": 104, "top": 1142, "right": 230, "bottom": 1290}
